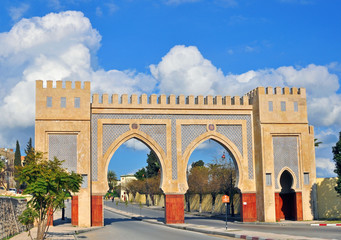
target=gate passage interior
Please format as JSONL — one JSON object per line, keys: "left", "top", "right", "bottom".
{"left": 35, "top": 80, "right": 316, "bottom": 227}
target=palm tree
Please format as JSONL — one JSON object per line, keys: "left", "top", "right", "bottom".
{"left": 107, "top": 170, "right": 117, "bottom": 192}
{"left": 314, "top": 138, "right": 322, "bottom": 147}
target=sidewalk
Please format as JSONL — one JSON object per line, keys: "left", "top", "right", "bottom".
{"left": 104, "top": 204, "right": 334, "bottom": 240}
{"left": 10, "top": 208, "right": 101, "bottom": 240}
{"left": 10, "top": 224, "right": 101, "bottom": 240}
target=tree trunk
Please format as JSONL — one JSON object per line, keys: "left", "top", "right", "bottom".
{"left": 211, "top": 194, "right": 216, "bottom": 213}
{"left": 149, "top": 194, "right": 155, "bottom": 206}
{"left": 230, "top": 193, "right": 235, "bottom": 217}
{"left": 199, "top": 194, "right": 202, "bottom": 213}
{"left": 185, "top": 193, "right": 190, "bottom": 212}
{"left": 145, "top": 194, "right": 149, "bottom": 206}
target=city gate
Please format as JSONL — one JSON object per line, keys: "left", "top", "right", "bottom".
{"left": 35, "top": 80, "right": 316, "bottom": 227}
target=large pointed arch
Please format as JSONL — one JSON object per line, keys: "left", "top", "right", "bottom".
{"left": 182, "top": 131, "right": 244, "bottom": 191}
{"left": 101, "top": 130, "right": 168, "bottom": 192}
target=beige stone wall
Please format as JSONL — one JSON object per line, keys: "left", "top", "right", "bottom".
{"left": 35, "top": 80, "right": 91, "bottom": 227}
{"left": 188, "top": 194, "right": 240, "bottom": 214}
{"left": 316, "top": 178, "right": 341, "bottom": 219}
{"left": 250, "top": 87, "right": 316, "bottom": 222}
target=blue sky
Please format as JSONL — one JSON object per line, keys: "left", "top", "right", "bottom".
{"left": 0, "top": 0, "right": 340, "bottom": 178}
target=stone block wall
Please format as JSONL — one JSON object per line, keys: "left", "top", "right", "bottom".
{"left": 0, "top": 197, "right": 29, "bottom": 239}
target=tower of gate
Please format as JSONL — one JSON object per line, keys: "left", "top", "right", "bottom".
{"left": 35, "top": 80, "right": 92, "bottom": 227}
{"left": 248, "top": 87, "right": 316, "bottom": 222}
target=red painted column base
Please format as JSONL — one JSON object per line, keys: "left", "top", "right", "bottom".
{"left": 275, "top": 192, "right": 282, "bottom": 221}
{"left": 91, "top": 195, "right": 103, "bottom": 226}
{"left": 165, "top": 194, "right": 184, "bottom": 224}
{"left": 240, "top": 193, "right": 257, "bottom": 222}
{"left": 295, "top": 192, "right": 303, "bottom": 221}
{"left": 71, "top": 196, "right": 78, "bottom": 226}
{"left": 47, "top": 208, "right": 53, "bottom": 226}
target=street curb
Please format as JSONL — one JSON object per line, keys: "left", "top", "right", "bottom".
{"left": 311, "top": 223, "right": 341, "bottom": 227}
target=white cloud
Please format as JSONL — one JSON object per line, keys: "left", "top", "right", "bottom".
{"left": 316, "top": 157, "right": 336, "bottom": 178}
{"left": 96, "top": 7, "right": 103, "bottom": 17}
{"left": 165, "top": 0, "right": 201, "bottom": 5}
{"left": 8, "top": 3, "right": 30, "bottom": 22}
{"left": 0, "top": 11, "right": 156, "bottom": 134}
{"left": 124, "top": 139, "right": 149, "bottom": 151}
{"left": 150, "top": 45, "right": 225, "bottom": 95}
{"left": 151, "top": 45, "right": 341, "bottom": 130}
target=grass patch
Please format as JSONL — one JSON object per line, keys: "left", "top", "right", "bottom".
{"left": 0, "top": 195, "right": 27, "bottom": 199}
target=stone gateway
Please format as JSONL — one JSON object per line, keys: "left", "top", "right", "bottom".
{"left": 35, "top": 80, "right": 316, "bottom": 227}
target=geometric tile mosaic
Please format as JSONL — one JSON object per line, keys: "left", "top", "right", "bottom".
{"left": 216, "top": 125, "right": 243, "bottom": 156}
{"left": 102, "top": 124, "right": 130, "bottom": 155}
{"left": 273, "top": 136, "right": 299, "bottom": 189}
{"left": 48, "top": 134, "right": 77, "bottom": 173}
{"left": 181, "top": 125, "right": 207, "bottom": 153}
{"left": 139, "top": 124, "right": 167, "bottom": 154}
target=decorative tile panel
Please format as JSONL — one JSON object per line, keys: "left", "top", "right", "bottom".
{"left": 273, "top": 136, "right": 299, "bottom": 189}
{"left": 181, "top": 125, "right": 207, "bottom": 153}
{"left": 216, "top": 125, "right": 243, "bottom": 156}
{"left": 49, "top": 134, "right": 77, "bottom": 173}
{"left": 139, "top": 124, "right": 167, "bottom": 154}
{"left": 91, "top": 114, "right": 254, "bottom": 181}
{"left": 102, "top": 124, "right": 130, "bottom": 155}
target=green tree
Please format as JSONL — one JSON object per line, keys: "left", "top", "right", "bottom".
{"left": 107, "top": 170, "right": 117, "bottom": 192}
{"left": 0, "top": 157, "right": 6, "bottom": 188}
{"left": 17, "top": 150, "right": 83, "bottom": 240}
{"left": 191, "top": 160, "right": 204, "bottom": 168}
{"left": 135, "top": 167, "right": 147, "bottom": 180}
{"left": 211, "top": 153, "right": 237, "bottom": 216}
{"left": 24, "top": 138, "right": 34, "bottom": 164}
{"left": 14, "top": 140, "right": 21, "bottom": 167}
{"left": 0, "top": 159, "right": 4, "bottom": 171}
{"left": 187, "top": 165, "right": 209, "bottom": 213}
{"left": 14, "top": 140, "right": 22, "bottom": 188}
{"left": 207, "top": 163, "right": 222, "bottom": 212}
{"left": 332, "top": 132, "right": 341, "bottom": 196}
{"left": 146, "top": 150, "right": 160, "bottom": 178}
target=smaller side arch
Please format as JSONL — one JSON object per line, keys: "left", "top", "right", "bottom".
{"left": 182, "top": 131, "right": 244, "bottom": 191}
{"left": 277, "top": 167, "right": 298, "bottom": 191}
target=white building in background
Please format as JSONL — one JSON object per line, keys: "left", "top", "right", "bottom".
{"left": 120, "top": 174, "right": 136, "bottom": 201}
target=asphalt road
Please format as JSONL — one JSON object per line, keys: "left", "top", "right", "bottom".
{"left": 104, "top": 200, "right": 341, "bottom": 240}
{"left": 78, "top": 209, "right": 235, "bottom": 240}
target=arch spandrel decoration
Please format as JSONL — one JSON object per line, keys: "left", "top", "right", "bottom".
{"left": 100, "top": 131, "right": 168, "bottom": 194}
{"left": 91, "top": 114, "right": 254, "bottom": 181}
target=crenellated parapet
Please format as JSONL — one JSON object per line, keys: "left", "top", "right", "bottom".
{"left": 35, "top": 80, "right": 91, "bottom": 120}
{"left": 35, "top": 80, "right": 308, "bottom": 122}
{"left": 91, "top": 93, "right": 252, "bottom": 110}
